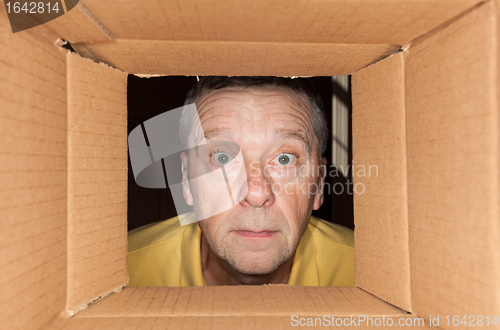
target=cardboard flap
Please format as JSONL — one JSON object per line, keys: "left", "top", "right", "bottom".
{"left": 46, "top": 315, "right": 434, "bottom": 330}
{"left": 43, "top": 287, "right": 435, "bottom": 329}
{"left": 66, "top": 52, "right": 128, "bottom": 315}
{"left": 75, "top": 286, "right": 405, "bottom": 317}
{"left": 76, "top": 0, "right": 480, "bottom": 45}
{"left": 406, "top": 1, "right": 500, "bottom": 323}
{"left": 351, "top": 52, "right": 411, "bottom": 312}
{"left": 72, "top": 39, "right": 398, "bottom": 76}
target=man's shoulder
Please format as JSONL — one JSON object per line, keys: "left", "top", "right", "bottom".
{"left": 307, "top": 217, "right": 354, "bottom": 286}
{"left": 308, "top": 216, "right": 354, "bottom": 250}
{"left": 128, "top": 212, "right": 196, "bottom": 254}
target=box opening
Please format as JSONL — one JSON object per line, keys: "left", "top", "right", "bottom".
{"left": 127, "top": 75, "right": 355, "bottom": 232}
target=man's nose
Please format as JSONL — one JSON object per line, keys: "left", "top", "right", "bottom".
{"left": 240, "top": 162, "right": 275, "bottom": 208}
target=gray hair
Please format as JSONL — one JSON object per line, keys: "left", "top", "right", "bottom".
{"left": 180, "top": 76, "right": 328, "bottom": 158}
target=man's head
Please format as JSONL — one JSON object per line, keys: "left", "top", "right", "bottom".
{"left": 179, "top": 76, "right": 329, "bottom": 276}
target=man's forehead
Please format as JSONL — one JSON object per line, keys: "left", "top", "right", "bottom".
{"left": 197, "top": 86, "right": 311, "bottom": 112}
{"left": 197, "top": 87, "right": 312, "bottom": 127}
{"left": 189, "top": 86, "right": 316, "bottom": 152}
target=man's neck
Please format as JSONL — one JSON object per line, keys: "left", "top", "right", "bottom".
{"left": 200, "top": 234, "right": 294, "bottom": 286}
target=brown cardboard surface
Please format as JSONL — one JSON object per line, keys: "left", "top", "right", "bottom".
{"left": 45, "top": 287, "right": 435, "bottom": 330}
{"left": 2, "top": 0, "right": 500, "bottom": 328}
{"left": 74, "top": 286, "right": 405, "bottom": 317}
{"left": 72, "top": 39, "right": 397, "bottom": 76}
{"left": 406, "top": 0, "right": 500, "bottom": 324}
{"left": 45, "top": 315, "right": 433, "bottom": 330}
{"left": 351, "top": 53, "right": 411, "bottom": 312}
{"left": 0, "top": 14, "right": 67, "bottom": 330}
{"left": 66, "top": 52, "right": 129, "bottom": 315}
{"left": 77, "top": 0, "right": 479, "bottom": 45}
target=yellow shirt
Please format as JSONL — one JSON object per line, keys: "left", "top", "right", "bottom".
{"left": 128, "top": 212, "right": 354, "bottom": 286}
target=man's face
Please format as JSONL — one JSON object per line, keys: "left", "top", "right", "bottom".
{"left": 181, "top": 86, "right": 326, "bottom": 275}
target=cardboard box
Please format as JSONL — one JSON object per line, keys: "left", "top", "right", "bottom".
{"left": 0, "top": 0, "right": 499, "bottom": 329}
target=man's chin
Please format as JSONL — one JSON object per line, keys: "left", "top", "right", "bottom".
{"left": 228, "top": 251, "right": 287, "bottom": 275}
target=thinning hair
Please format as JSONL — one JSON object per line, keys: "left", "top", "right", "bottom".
{"left": 180, "top": 76, "right": 329, "bottom": 158}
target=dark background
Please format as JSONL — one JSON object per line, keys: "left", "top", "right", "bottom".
{"left": 127, "top": 76, "right": 353, "bottom": 231}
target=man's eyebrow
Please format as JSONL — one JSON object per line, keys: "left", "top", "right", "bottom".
{"left": 274, "top": 128, "right": 311, "bottom": 154}
{"left": 203, "top": 127, "right": 235, "bottom": 141}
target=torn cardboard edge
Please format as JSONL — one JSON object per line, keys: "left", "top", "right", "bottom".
{"left": 62, "top": 284, "right": 126, "bottom": 318}
{"left": 133, "top": 74, "right": 318, "bottom": 78}
{"left": 55, "top": 39, "right": 125, "bottom": 73}
{"left": 54, "top": 38, "right": 76, "bottom": 53}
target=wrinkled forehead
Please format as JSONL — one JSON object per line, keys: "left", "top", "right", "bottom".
{"left": 191, "top": 87, "right": 315, "bottom": 143}
{"left": 195, "top": 86, "right": 312, "bottom": 119}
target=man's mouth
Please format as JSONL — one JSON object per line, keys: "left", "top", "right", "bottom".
{"left": 233, "top": 230, "right": 277, "bottom": 238}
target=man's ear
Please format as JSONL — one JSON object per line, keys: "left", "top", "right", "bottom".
{"left": 180, "top": 151, "right": 194, "bottom": 206}
{"left": 312, "top": 156, "right": 328, "bottom": 210}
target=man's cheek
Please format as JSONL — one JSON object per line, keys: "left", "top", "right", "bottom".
{"left": 280, "top": 178, "right": 316, "bottom": 219}
{"left": 281, "top": 174, "right": 314, "bottom": 198}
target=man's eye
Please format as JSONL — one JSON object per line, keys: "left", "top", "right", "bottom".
{"left": 213, "top": 152, "right": 233, "bottom": 165}
{"left": 274, "top": 154, "right": 296, "bottom": 166}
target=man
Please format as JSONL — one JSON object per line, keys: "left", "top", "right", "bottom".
{"left": 128, "top": 77, "right": 354, "bottom": 286}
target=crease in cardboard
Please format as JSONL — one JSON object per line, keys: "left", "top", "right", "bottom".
{"left": 62, "top": 284, "right": 126, "bottom": 318}
{"left": 354, "top": 1, "right": 491, "bottom": 75}
{"left": 357, "top": 287, "right": 411, "bottom": 315}
{"left": 353, "top": 49, "right": 403, "bottom": 75}
{"left": 75, "top": 2, "right": 114, "bottom": 41}
{"left": 409, "top": 0, "right": 492, "bottom": 51}
{"left": 401, "top": 50, "right": 413, "bottom": 315}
